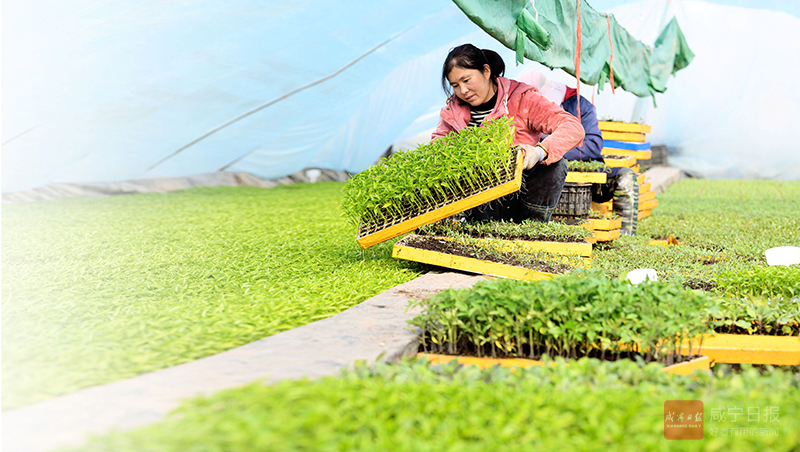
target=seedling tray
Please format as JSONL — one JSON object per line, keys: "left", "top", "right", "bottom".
{"left": 418, "top": 353, "right": 709, "bottom": 376}
{"left": 604, "top": 154, "right": 637, "bottom": 168}
{"left": 356, "top": 149, "right": 524, "bottom": 248}
{"left": 565, "top": 171, "right": 608, "bottom": 183}
{"left": 679, "top": 334, "right": 800, "bottom": 365}
{"left": 392, "top": 238, "right": 556, "bottom": 281}
{"left": 598, "top": 121, "right": 652, "bottom": 134}
{"left": 601, "top": 131, "right": 647, "bottom": 142}
{"left": 630, "top": 164, "right": 640, "bottom": 173}
{"left": 638, "top": 210, "right": 652, "bottom": 220}
{"left": 602, "top": 148, "right": 652, "bottom": 160}
{"left": 640, "top": 191, "right": 656, "bottom": 202}
{"left": 639, "top": 182, "right": 651, "bottom": 194}
{"left": 637, "top": 173, "right": 646, "bottom": 185}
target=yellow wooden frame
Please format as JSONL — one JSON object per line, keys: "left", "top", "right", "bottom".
{"left": 602, "top": 148, "right": 652, "bottom": 160}
{"left": 638, "top": 209, "right": 652, "bottom": 220}
{"left": 605, "top": 155, "right": 637, "bottom": 168}
{"left": 586, "top": 217, "right": 622, "bottom": 231}
{"left": 594, "top": 229, "right": 621, "bottom": 242}
{"left": 640, "top": 191, "right": 656, "bottom": 202}
{"left": 592, "top": 201, "right": 613, "bottom": 215}
{"left": 679, "top": 334, "right": 800, "bottom": 365}
{"left": 598, "top": 121, "right": 652, "bottom": 134}
{"left": 631, "top": 164, "right": 640, "bottom": 173}
{"left": 565, "top": 171, "right": 607, "bottom": 183}
{"left": 601, "top": 131, "right": 647, "bottom": 142}
{"left": 356, "top": 149, "right": 524, "bottom": 249}
{"left": 639, "top": 182, "right": 651, "bottom": 194}
{"left": 640, "top": 199, "right": 658, "bottom": 210}
{"left": 637, "top": 173, "right": 646, "bottom": 185}
{"left": 392, "top": 241, "right": 556, "bottom": 281}
{"left": 418, "top": 353, "right": 709, "bottom": 376}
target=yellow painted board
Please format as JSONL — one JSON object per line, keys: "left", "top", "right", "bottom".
{"left": 640, "top": 191, "right": 656, "bottom": 202}
{"left": 631, "top": 164, "right": 640, "bottom": 173}
{"left": 637, "top": 173, "right": 646, "bottom": 185}
{"left": 649, "top": 239, "right": 670, "bottom": 247}
{"left": 602, "top": 148, "right": 652, "bottom": 159}
{"left": 679, "top": 334, "right": 800, "bottom": 365}
{"left": 638, "top": 209, "right": 652, "bottom": 220}
{"left": 598, "top": 121, "right": 652, "bottom": 134}
{"left": 640, "top": 199, "right": 658, "bottom": 210}
{"left": 392, "top": 242, "right": 555, "bottom": 281}
{"left": 592, "top": 201, "right": 613, "bottom": 215}
{"left": 604, "top": 155, "right": 637, "bottom": 168}
{"left": 356, "top": 150, "right": 523, "bottom": 249}
{"left": 565, "top": 171, "right": 607, "bottom": 183}
{"left": 594, "top": 228, "right": 621, "bottom": 241}
{"left": 601, "top": 131, "right": 647, "bottom": 142}
{"left": 467, "top": 237, "right": 593, "bottom": 257}
{"left": 418, "top": 353, "right": 708, "bottom": 376}
{"left": 586, "top": 217, "right": 622, "bottom": 231}
{"left": 639, "top": 182, "right": 651, "bottom": 194}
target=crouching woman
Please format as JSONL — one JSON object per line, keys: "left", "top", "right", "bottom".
{"left": 432, "top": 44, "right": 584, "bottom": 222}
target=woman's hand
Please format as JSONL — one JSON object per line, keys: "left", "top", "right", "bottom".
{"left": 518, "top": 144, "right": 546, "bottom": 170}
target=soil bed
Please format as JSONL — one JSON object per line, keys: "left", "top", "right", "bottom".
{"left": 416, "top": 340, "right": 701, "bottom": 365}
{"left": 683, "top": 278, "right": 716, "bottom": 291}
{"left": 550, "top": 217, "right": 588, "bottom": 226}
{"left": 399, "top": 235, "right": 571, "bottom": 274}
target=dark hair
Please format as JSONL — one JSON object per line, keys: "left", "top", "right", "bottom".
{"left": 441, "top": 44, "right": 505, "bottom": 96}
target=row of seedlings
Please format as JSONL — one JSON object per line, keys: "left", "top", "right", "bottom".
{"left": 409, "top": 272, "right": 714, "bottom": 375}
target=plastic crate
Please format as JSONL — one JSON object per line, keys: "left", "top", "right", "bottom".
{"left": 554, "top": 182, "right": 592, "bottom": 218}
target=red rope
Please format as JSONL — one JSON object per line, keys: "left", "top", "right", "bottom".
{"left": 607, "top": 13, "right": 616, "bottom": 94}
{"left": 575, "top": 0, "right": 582, "bottom": 123}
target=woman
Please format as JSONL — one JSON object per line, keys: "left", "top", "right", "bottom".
{"left": 432, "top": 44, "right": 585, "bottom": 222}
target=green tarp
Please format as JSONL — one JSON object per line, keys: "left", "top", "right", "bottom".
{"left": 453, "top": 0, "right": 694, "bottom": 99}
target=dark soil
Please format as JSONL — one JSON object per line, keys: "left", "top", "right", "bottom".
{"left": 400, "top": 235, "right": 571, "bottom": 274}
{"left": 723, "top": 364, "right": 800, "bottom": 374}
{"left": 712, "top": 324, "right": 800, "bottom": 336}
{"left": 417, "top": 338, "right": 701, "bottom": 365}
{"left": 683, "top": 279, "right": 716, "bottom": 291}
{"left": 456, "top": 230, "right": 588, "bottom": 243}
{"left": 603, "top": 154, "right": 631, "bottom": 160}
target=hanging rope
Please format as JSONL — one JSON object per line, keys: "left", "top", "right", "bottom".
{"left": 574, "top": 0, "right": 582, "bottom": 124}
{"left": 606, "top": 13, "right": 616, "bottom": 94}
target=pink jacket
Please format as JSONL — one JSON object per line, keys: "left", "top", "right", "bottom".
{"left": 431, "top": 76, "right": 585, "bottom": 165}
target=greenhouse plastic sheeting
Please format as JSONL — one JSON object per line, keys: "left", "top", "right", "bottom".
{"left": 453, "top": 0, "right": 694, "bottom": 98}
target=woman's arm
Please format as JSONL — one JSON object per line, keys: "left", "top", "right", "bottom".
{"left": 523, "top": 92, "right": 585, "bottom": 165}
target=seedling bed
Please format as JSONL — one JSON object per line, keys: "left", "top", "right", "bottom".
{"left": 418, "top": 353, "right": 710, "bottom": 376}
{"left": 355, "top": 149, "right": 523, "bottom": 248}
{"left": 598, "top": 121, "right": 652, "bottom": 134}
{"left": 392, "top": 235, "right": 567, "bottom": 281}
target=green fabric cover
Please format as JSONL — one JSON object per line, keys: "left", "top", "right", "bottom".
{"left": 453, "top": 0, "right": 694, "bottom": 99}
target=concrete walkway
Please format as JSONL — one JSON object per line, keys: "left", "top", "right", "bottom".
{"left": 644, "top": 165, "right": 685, "bottom": 195}
{"left": 3, "top": 271, "right": 487, "bottom": 452}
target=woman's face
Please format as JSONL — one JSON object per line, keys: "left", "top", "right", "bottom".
{"left": 447, "top": 64, "right": 495, "bottom": 107}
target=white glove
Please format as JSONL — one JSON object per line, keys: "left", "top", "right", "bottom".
{"left": 519, "top": 144, "right": 546, "bottom": 170}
